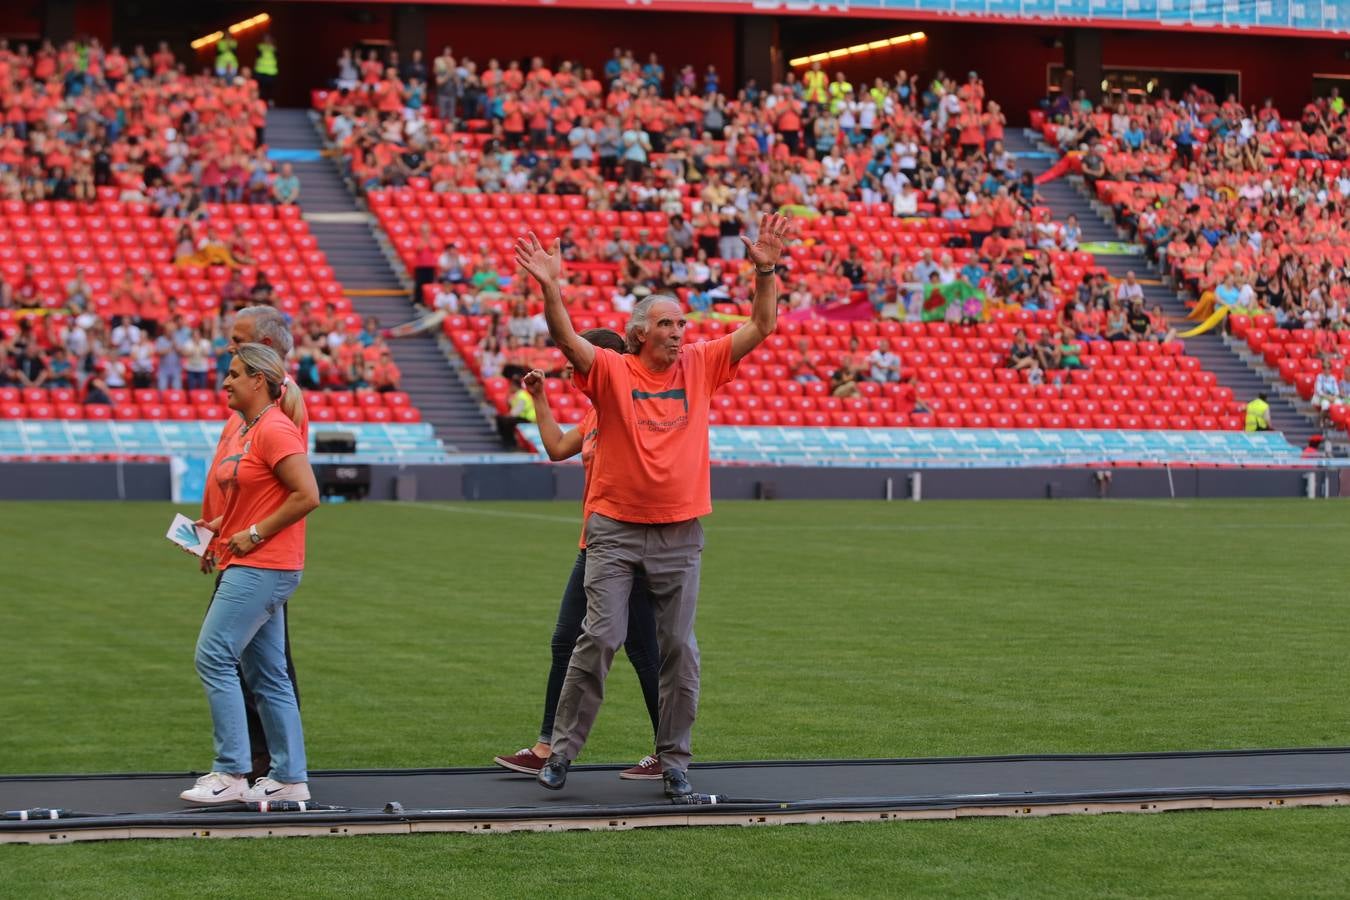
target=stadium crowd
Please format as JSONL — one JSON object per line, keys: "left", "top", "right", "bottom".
{"left": 1042, "top": 84, "right": 1350, "bottom": 339}
{"left": 0, "top": 38, "right": 277, "bottom": 209}
{"left": 316, "top": 47, "right": 1109, "bottom": 315}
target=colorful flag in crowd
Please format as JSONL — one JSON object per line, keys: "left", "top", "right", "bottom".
{"left": 921, "top": 281, "right": 986, "bottom": 322}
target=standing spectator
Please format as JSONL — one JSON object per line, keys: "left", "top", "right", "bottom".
{"left": 155, "top": 321, "right": 185, "bottom": 390}
{"left": 184, "top": 323, "right": 214, "bottom": 391}
{"left": 129, "top": 333, "right": 157, "bottom": 388}
{"left": 254, "top": 34, "right": 279, "bottom": 104}
{"left": 433, "top": 46, "right": 458, "bottom": 122}
{"left": 621, "top": 123, "right": 651, "bottom": 182}
{"left": 717, "top": 206, "right": 744, "bottom": 261}
{"left": 411, "top": 224, "right": 438, "bottom": 305}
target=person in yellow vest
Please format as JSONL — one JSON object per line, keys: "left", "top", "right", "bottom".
{"left": 497, "top": 373, "right": 537, "bottom": 447}
{"left": 828, "top": 71, "right": 853, "bottom": 115}
{"left": 803, "top": 62, "right": 828, "bottom": 107}
{"left": 255, "top": 34, "right": 279, "bottom": 104}
{"left": 1244, "top": 392, "right": 1271, "bottom": 432}
{"left": 215, "top": 35, "right": 239, "bottom": 79}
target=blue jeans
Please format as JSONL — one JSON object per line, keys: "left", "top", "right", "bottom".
{"left": 195, "top": 566, "right": 306, "bottom": 781}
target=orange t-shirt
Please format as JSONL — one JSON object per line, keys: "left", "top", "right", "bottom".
{"left": 212, "top": 407, "right": 309, "bottom": 571}
{"left": 574, "top": 335, "right": 737, "bottom": 524}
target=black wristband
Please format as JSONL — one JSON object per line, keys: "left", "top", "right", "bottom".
{"left": 756, "top": 266, "right": 776, "bottom": 275}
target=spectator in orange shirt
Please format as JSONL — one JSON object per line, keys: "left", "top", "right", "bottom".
{"left": 371, "top": 350, "right": 402, "bottom": 392}
{"left": 517, "top": 213, "right": 791, "bottom": 799}
{"left": 180, "top": 343, "right": 319, "bottom": 807}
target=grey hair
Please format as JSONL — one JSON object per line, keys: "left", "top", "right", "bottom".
{"left": 236, "top": 306, "right": 294, "bottom": 356}
{"left": 625, "top": 294, "right": 679, "bottom": 354}
{"left": 235, "top": 343, "right": 287, "bottom": 400}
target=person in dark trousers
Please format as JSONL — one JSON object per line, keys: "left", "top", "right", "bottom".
{"left": 492, "top": 329, "right": 664, "bottom": 780}
{"left": 516, "top": 213, "right": 789, "bottom": 800}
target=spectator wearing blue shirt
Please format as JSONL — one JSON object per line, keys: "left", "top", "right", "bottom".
{"left": 960, "top": 260, "right": 986, "bottom": 285}
{"left": 603, "top": 47, "right": 623, "bottom": 83}
{"left": 642, "top": 53, "right": 664, "bottom": 93}
{"left": 1122, "top": 121, "right": 1145, "bottom": 150}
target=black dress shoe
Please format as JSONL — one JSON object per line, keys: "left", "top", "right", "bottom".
{"left": 663, "top": 768, "right": 693, "bottom": 799}
{"left": 538, "top": 754, "right": 569, "bottom": 791}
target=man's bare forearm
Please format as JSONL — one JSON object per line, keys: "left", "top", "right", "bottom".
{"left": 541, "top": 278, "right": 593, "bottom": 373}
{"left": 749, "top": 268, "right": 779, "bottom": 338}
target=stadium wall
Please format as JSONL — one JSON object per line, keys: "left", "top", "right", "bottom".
{"left": 2, "top": 461, "right": 1338, "bottom": 502}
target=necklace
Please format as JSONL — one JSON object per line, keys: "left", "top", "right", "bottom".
{"left": 240, "top": 402, "right": 274, "bottom": 436}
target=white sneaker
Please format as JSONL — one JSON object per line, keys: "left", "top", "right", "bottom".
{"left": 243, "top": 777, "right": 311, "bottom": 803}
{"left": 180, "top": 772, "right": 248, "bottom": 805}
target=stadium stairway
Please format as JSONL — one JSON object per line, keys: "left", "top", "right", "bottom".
{"left": 265, "top": 108, "right": 501, "bottom": 453}
{"left": 1006, "top": 130, "right": 1316, "bottom": 447}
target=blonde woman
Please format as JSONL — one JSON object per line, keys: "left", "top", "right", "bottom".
{"left": 181, "top": 344, "right": 319, "bottom": 805}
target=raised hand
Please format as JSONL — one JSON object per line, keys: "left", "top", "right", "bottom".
{"left": 521, "top": 368, "right": 547, "bottom": 398}
{"left": 514, "top": 232, "right": 563, "bottom": 287}
{"left": 740, "top": 212, "right": 793, "bottom": 269}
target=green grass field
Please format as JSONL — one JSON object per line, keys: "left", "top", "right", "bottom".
{"left": 3, "top": 498, "right": 1349, "bottom": 897}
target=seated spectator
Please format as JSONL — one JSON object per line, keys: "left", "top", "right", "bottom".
{"left": 83, "top": 366, "right": 113, "bottom": 404}
{"left": 371, "top": 350, "right": 402, "bottom": 392}
{"left": 830, "top": 355, "right": 861, "bottom": 398}
{"left": 1104, "top": 298, "right": 1131, "bottom": 342}
{"left": 4, "top": 341, "right": 47, "bottom": 387}
{"left": 46, "top": 347, "right": 76, "bottom": 389}
{"left": 251, "top": 271, "right": 276, "bottom": 305}
{"left": 1126, "top": 300, "right": 1151, "bottom": 342}
{"left": 1147, "top": 304, "right": 1176, "bottom": 343}
{"left": 788, "top": 338, "right": 820, "bottom": 383}
{"left": 221, "top": 270, "right": 251, "bottom": 311}
{"left": 1006, "top": 329, "right": 1037, "bottom": 372}
{"left": 272, "top": 162, "right": 300, "bottom": 205}
{"left": 1033, "top": 330, "right": 1060, "bottom": 371}
{"left": 1312, "top": 360, "right": 1342, "bottom": 428}
{"left": 496, "top": 373, "right": 535, "bottom": 448}
{"left": 1056, "top": 328, "right": 1084, "bottom": 370}
{"left": 867, "top": 339, "right": 901, "bottom": 383}
{"left": 1245, "top": 392, "right": 1271, "bottom": 432}
{"left": 478, "top": 334, "right": 505, "bottom": 380}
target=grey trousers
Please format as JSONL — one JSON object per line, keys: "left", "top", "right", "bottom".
{"left": 550, "top": 513, "right": 704, "bottom": 772}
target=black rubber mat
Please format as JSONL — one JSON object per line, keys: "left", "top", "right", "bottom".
{"left": 3, "top": 748, "right": 1348, "bottom": 834}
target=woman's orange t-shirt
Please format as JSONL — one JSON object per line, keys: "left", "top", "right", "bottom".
{"left": 212, "top": 406, "right": 309, "bottom": 571}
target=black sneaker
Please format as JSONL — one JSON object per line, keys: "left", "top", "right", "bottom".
{"left": 538, "top": 754, "right": 569, "bottom": 791}
{"left": 663, "top": 768, "right": 693, "bottom": 799}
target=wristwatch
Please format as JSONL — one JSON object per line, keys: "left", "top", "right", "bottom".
{"left": 249, "top": 524, "right": 264, "bottom": 545}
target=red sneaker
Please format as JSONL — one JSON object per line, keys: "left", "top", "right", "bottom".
{"left": 493, "top": 748, "right": 547, "bottom": 775}
{"left": 619, "top": 754, "right": 663, "bottom": 780}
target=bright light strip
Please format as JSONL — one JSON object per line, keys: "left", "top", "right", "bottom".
{"left": 228, "top": 13, "right": 271, "bottom": 35}
{"left": 789, "top": 31, "right": 926, "bottom": 67}
{"left": 191, "top": 31, "right": 224, "bottom": 50}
